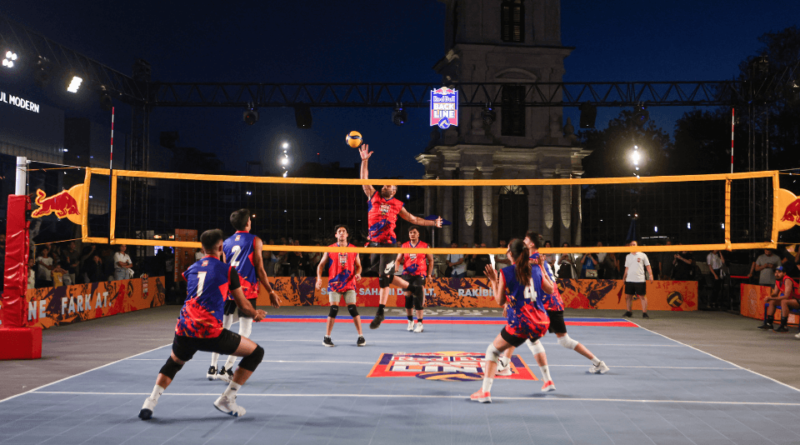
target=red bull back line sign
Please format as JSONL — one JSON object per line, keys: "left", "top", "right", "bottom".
{"left": 430, "top": 87, "right": 458, "bottom": 130}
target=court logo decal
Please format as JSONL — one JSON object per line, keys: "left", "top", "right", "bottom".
{"left": 367, "top": 351, "right": 537, "bottom": 381}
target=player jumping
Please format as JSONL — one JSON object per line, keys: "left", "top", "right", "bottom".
{"left": 471, "top": 239, "right": 553, "bottom": 403}
{"left": 316, "top": 224, "right": 365, "bottom": 346}
{"left": 359, "top": 144, "right": 442, "bottom": 329}
{"left": 209, "top": 209, "right": 281, "bottom": 382}
{"left": 396, "top": 225, "right": 433, "bottom": 333}
{"left": 139, "top": 229, "right": 266, "bottom": 420}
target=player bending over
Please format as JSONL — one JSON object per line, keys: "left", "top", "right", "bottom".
{"left": 316, "top": 224, "right": 365, "bottom": 346}
{"left": 470, "top": 239, "right": 553, "bottom": 403}
{"left": 498, "top": 232, "right": 609, "bottom": 377}
{"left": 359, "top": 144, "right": 442, "bottom": 329}
{"left": 140, "top": 229, "right": 266, "bottom": 420}
{"left": 396, "top": 225, "right": 434, "bottom": 333}
{"left": 210, "top": 209, "right": 281, "bottom": 382}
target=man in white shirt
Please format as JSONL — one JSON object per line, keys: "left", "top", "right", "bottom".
{"left": 446, "top": 242, "right": 466, "bottom": 278}
{"left": 706, "top": 250, "right": 725, "bottom": 309}
{"left": 622, "top": 241, "right": 654, "bottom": 319}
{"left": 114, "top": 244, "right": 133, "bottom": 281}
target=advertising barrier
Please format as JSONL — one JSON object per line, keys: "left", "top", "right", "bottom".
{"left": 257, "top": 278, "right": 697, "bottom": 311}
{"left": 740, "top": 283, "right": 800, "bottom": 324}
{"left": 25, "top": 277, "right": 167, "bottom": 329}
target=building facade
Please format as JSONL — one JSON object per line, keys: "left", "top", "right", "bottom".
{"left": 417, "top": 0, "right": 590, "bottom": 247}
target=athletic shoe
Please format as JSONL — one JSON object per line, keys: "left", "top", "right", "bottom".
{"left": 541, "top": 380, "right": 556, "bottom": 392}
{"left": 642, "top": 313, "right": 650, "bottom": 319}
{"left": 357, "top": 336, "right": 366, "bottom": 347}
{"left": 138, "top": 397, "right": 157, "bottom": 420}
{"left": 794, "top": 332, "right": 800, "bottom": 339}
{"left": 497, "top": 356, "right": 510, "bottom": 373}
{"left": 470, "top": 390, "right": 492, "bottom": 403}
{"left": 218, "top": 367, "right": 233, "bottom": 383}
{"left": 413, "top": 323, "right": 424, "bottom": 333}
{"left": 774, "top": 325, "right": 789, "bottom": 333}
{"left": 496, "top": 365, "right": 512, "bottom": 376}
{"left": 407, "top": 321, "right": 415, "bottom": 331}
{"left": 622, "top": 311, "right": 632, "bottom": 317}
{"left": 589, "top": 361, "right": 610, "bottom": 374}
{"left": 207, "top": 366, "right": 218, "bottom": 381}
{"left": 214, "top": 395, "right": 246, "bottom": 417}
{"left": 323, "top": 336, "right": 335, "bottom": 347}
{"left": 757, "top": 323, "right": 773, "bottom": 330}
{"left": 369, "top": 312, "right": 385, "bottom": 330}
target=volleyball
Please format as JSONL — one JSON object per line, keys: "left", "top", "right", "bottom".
{"left": 667, "top": 291, "right": 684, "bottom": 308}
{"left": 346, "top": 131, "right": 363, "bottom": 148}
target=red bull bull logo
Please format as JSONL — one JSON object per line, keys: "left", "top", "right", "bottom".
{"left": 31, "top": 184, "right": 85, "bottom": 225}
{"left": 777, "top": 189, "right": 800, "bottom": 232}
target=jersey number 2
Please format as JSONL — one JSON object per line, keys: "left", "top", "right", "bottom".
{"left": 229, "top": 245, "right": 242, "bottom": 267}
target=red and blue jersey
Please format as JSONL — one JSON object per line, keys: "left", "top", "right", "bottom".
{"left": 531, "top": 252, "right": 565, "bottom": 312}
{"left": 176, "top": 256, "right": 240, "bottom": 338}
{"left": 327, "top": 243, "right": 358, "bottom": 293}
{"left": 777, "top": 276, "right": 800, "bottom": 298}
{"left": 400, "top": 241, "right": 429, "bottom": 277}
{"left": 224, "top": 231, "right": 258, "bottom": 300}
{"left": 501, "top": 264, "right": 550, "bottom": 340}
{"left": 367, "top": 192, "right": 404, "bottom": 244}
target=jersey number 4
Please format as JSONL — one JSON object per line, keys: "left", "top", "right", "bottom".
{"left": 524, "top": 280, "right": 538, "bottom": 302}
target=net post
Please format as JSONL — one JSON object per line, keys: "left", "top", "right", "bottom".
{"left": 771, "top": 170, "right": 779, "bottom": 247}
{"left": 724, "top": 179, "right": 731, "bottom": 250}
{"left": 81, "top": 168, "right": 92, "bottom": 242}
{"left": 109, "top": 172, "right": 118, "bottom": 244}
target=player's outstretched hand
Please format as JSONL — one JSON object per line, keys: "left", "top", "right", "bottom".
{"left": 433, "top": 216, "right": 443, "bottom": 228}
{"left": 253, "top": 309, "right": 267, "bottom": 322}
{"left": 484, "top": 265, "right": 498, "bottom": 283}
{"left": 359, "top": 144, "right": 373, "bottom": 161}
{"left": 269, "top": 290, "right": 282, "bottom": 308}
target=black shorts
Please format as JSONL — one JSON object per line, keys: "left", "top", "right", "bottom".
{"left": 402, "top": 274, "right": 425, "bottom": 309}
{"left": 172, "top": 329, "right": 241, "bottom": 362}
{"left": 625, "top": 282, "right": 647, "bottom": 296}
{"left": 547, "top": 310, "right": 567, "bottom": 334}
{"left": 369, "top": 242, "right": 397, "bottom": 286}
{"left": 224, "top": 298, "right": 258, "bottom": 317}
{"left": 500, "top": 327, "right": 539, "bottom": 347}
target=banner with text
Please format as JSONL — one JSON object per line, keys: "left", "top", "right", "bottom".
{"left": 25, "top": 277, "right": 167, "bottom": 329}
{"left": 258, "top": 278, "right": 697, "bottom": 311}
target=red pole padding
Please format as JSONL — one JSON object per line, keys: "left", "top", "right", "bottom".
{"left": 2, "top": 195, "right": 31, "bottom": 328}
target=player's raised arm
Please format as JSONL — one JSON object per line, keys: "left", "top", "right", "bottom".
{"left": 359, "top": 145, "right": 376, "bottom": 198}
{"left": 398, "top": 207, "right": 442, "bottom": 228}
{"left": 253, "top": 236, "right": 280, "bottom": 308}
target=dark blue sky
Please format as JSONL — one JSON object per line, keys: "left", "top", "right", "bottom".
{"left": 3, "top": 0, "right": 800, "bottom": 177}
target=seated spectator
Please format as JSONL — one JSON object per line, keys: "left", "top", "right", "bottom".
{"left": 758, "top": 266, "right": 799, "bottom": 332}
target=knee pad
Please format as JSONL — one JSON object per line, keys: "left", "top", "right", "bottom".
{"left": 328, "top": 305, "right": 339, "bottom": 319}
{"left": 238, "top": 345, "right": 264, "bottom": 372}
{"left": 405, "top": 294, "right": 414, "bottom": 309}
{"left": 239, "top": 317, "right": 253, "bottom": 338}
{"left": 526, "top": 339, "right": 546, "bottom": 356}
{"left": 557, "top": 334, "right": 579, "bottom": 350}
{"left": 379, "top": 274, "right": 393, "bottom": 288}
{"left": 347, "top": 304, "right": 359, "bottom": 317}
{"left": 485, "top": 344, "right": 501, "bottom": 364}
{"left": 413, "top": 293, "right": 424, "bottom": 311}
{"left": 159, "top": 356, "right": 184, "bottom": 379}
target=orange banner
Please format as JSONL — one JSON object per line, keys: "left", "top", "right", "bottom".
{"left": 257, "top": 278, "right": 697, "bottom": 311}
{"left": 740, "top": 283, "right": 800, "bottom": 324}
{"left": 25, "top": 277, "right": 167, "bottom": 329}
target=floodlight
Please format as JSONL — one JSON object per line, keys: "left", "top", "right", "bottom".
{"left": 67, "top": 76, "right": 83, "bottom": 93}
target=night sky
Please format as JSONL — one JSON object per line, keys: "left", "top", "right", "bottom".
{"left": 3, "top": 0, "right": 800, "bottom": 177}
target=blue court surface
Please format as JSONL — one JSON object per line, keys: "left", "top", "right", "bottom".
{"left": 3, "top": 316, "right": 800, "bottom": 445}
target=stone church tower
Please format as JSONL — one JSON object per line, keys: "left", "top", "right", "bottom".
{"left": 417, "top": 0, "right": 590, "bottom": 247}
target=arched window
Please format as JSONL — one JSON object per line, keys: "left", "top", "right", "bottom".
{"left": 498, "top": 185, "right": 528, "bottom": 243}
{"left": 501, "top": 0, "right": 524, "bottom": 43}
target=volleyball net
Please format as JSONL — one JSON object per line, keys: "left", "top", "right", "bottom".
{"left": 70, "top": 168, "right": 781, "bottom": 255}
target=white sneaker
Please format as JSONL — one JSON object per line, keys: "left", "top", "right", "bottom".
{"left": 413, "top": 323, "right": 424, "bottom": 333}
{"left": 795, "top": 332, "right": 800, "bottom": 339}
{"left": 407, "top": 321, "right": 415, "bottom": 331}
{"left": 138, "top": 397, "right": 157, "bottom": 420}
{"left": 589, "top": 361, "right": 610, "bottom": 374}
{"left": 206, "top": 366, "right": 218, "bottom": 381}
{"left": 218, "top": 367, "right": 233, "bottom": 384}
{"left": 496, "top": 356, "right": 510, "bottom": 373}
{"left": 214, "top": 395, "right": 246, "bottom": 417}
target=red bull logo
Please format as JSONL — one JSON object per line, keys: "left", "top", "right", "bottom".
{"left": 782, "top": 199, "right": 800, "bottom": 223}
{"left": 31, "top": 184, "right": 85, "bottom": 225}
{"left": 777, "top": 189, "right": 800, "bottom": 232}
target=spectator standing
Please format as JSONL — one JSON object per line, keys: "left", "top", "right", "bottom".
{"left": 580, "top": 249, "right": 599, "bottom": 279}
{"left": 672, "top": 250, "right": 694, "bottom": 281}
{"left": 60, "top": 241, "right": 80, "bottom": 286}
{"left": 79, "top": 245, "right": 97, "bottom": 284}
{"left": 658, "top": 239, "right": 675, "bottom": 280}
{"left": 83, "top": 254, "right": 105, "bottom": 283}
{"left": 542, "top": 241, "right": 556, "bottom": 273}
{"left": 706, "top": 250, "right": 725, "bottom": 309}
{"left": 35, "top": 246, "right": 55, "bottom": 288}
{"left": 473, "top": 243, "right": 491, "bottom": 277}
{"left": 776, "top": 246, "right": 799, "bottom": 278}
{"left": 494, "top": 239, "right": 511, "bottom": 270}
{"left": 622, "top": 241, "right": 654, "bottom": 318}
{"left": 114, "top": 244, "right": 133, "bottom": 281}
{"left": 308, "top": 244, "right": 323, "bottom": 277}
{"left": 464, "top": 243, "right": 477, "bottom": 277}
{"left": 749, "top": 249, "right": 782, "bottom": 286}
{"left": 446, "top": 242, "right": 466, "bottom": 278}
{"left": 28, "top": 257, "right": 36, "bottom": 289}
{"left": 558, "top": 242, "right": 576, "bottom": 279}
{"left": 289, "top": 240, "right": 308, "bottom": 277}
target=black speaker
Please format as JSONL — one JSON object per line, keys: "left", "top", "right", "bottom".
{"left": 295, "top": 105, "right": 312, "bottom": 129}
{"left": 579, "top": 103, "right": 597, "bottom": 129}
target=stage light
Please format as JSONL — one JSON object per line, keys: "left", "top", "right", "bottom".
{"left": 67, "top": 76, "right": 83, "bottom": 93}
{"left": 654, "top": 226, "right": 658, "bottom": 233}
{"left": 481, "top": 103, "right": 496, "bottom": 126}
{"left": 633, "top": 104, "right": 649, "bottom": 127}
{"left": 246, "top": 191, "right": 252, "bottom": 196}
{"left": 579, "top": 102, "right": 597, "bottom": 128}
{"left": 243, "top": 103, "right": 258, "bottom": 125}
{"left": 631, "top": 151, "right": 641, "bottom": 164}
{"left": 33, "top": 56, "right": 53, "bottom": 88}
{"left": 282, "top": 142, "right": 289, "bottom": 149}
{"left": 281, "top": 157, "right": 289, "bottom": 166}
{"left": 2, "top": 50, "right": 16, "bottom": 69}
{"left": 283, "top": 171, "right": 288, "bottom": 178}
{"left": 687, "top": 222, "right": 691, "bottom": 229}
{"left": 392, "top": 104, "right": 407, "bottom": 126}
{"left": 295, "top": 105, "right": 312, "bottom": 129}
{"left": 786, "top": 80, "right": 800, "bottom": 106}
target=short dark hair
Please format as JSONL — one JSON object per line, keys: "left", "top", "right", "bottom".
{"left": 230, "top": 209, "right": 251, "bottom": 231}
{"left": 408, "top": 225, "right": 421, "bottom": 234}
{"left": 334, "top": 224, "right": 349, "bottom": 236}
{"left": 200, "top": 229, "right": 224, "bottom": 252}
{"left": 525, "top": 231, "right": 542, "bottom": 249}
